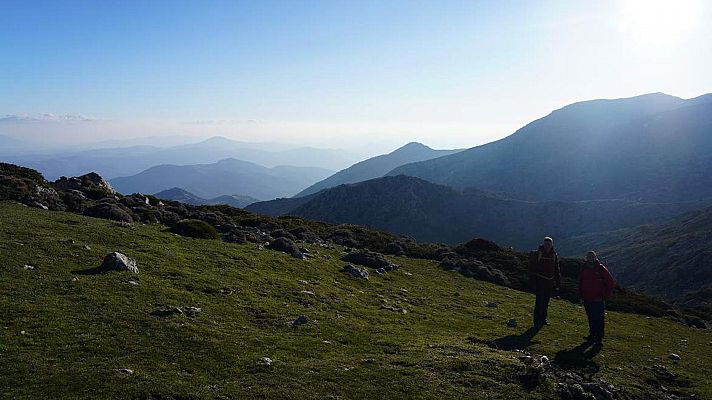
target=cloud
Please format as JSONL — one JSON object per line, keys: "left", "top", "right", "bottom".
{"left": 0, "top": 113, "right": 98, "bottom": 123}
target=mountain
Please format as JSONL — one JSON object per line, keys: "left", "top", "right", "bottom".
{"left": 247, "top": 175, "right": 708, "bottom": 248}
{"left": 389, "top": 93, "right": 712, "bottom": 202}
{"left": 3, "top": 136, "right": 363, "bottom": 180}
{"left": 110, "top": 158, "right": 333, "bottom": 200}
{"left": 559, "top": 206, "right": 712, "bottom": 300}
{"left": 294, "top": 142, "right": 462, "bottom": 197}
{"left": 154, "top": 187, "right": 260, "bottom": 208}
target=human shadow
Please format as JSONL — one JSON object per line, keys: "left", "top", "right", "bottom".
{"left": 485, "top": 325, "right": 542, "bottom": 351}
{"left": 553, "top": 341, "right": 601, "bottom": 373}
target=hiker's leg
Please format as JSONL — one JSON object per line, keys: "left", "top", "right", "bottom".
{"left": 583, "top": 301, "right": 594, "bottom": 338}
{"left": 533, "top": 284, "right": 545, "bottom": 326}
{"left": 595, "top": 301, "right": 605, "bottom": 341}
{"left": 541, "top": 286, "right": 552, "bottom": 322}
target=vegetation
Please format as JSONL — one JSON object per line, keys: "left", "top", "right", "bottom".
{"left": 171, "top": 218, "right": 220, "bottom": 239}
{"left": 2, "top": 202, "right": 712, "bottom": 399}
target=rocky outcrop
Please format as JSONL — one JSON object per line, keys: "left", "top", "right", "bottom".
{"left": 100, "top": 252, "right": 138, "bottom": 274}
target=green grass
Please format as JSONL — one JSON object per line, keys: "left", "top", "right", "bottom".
{"left": 1, "top": 202, "right": 711, "bottom": 399}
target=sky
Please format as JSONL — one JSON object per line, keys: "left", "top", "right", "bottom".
{"left": 1, "top": 0, "right": 711, "bottom": 150}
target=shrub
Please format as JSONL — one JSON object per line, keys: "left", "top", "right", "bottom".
{"left": 171, "top": 219, "right": 219, "bottom": 239}
{"left": 84, "top": 203, "right": 133, "bottom": 222}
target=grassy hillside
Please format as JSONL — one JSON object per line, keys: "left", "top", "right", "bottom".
{"left": 2, "top": 202, "right": 711, "bottom": 399}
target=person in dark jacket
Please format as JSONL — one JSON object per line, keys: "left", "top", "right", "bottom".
{"left": 528, "top": 237, "right": 561, "bottom": 328}
{"left": 579, "top": 250, "right": 615, "bottom": 346}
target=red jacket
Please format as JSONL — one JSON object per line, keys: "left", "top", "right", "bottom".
{"left": 579, "top": 262, "right": 615, "bottom": 301}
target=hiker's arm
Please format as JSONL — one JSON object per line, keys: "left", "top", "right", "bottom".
{"left": 602, "top": 265, "right": 615, "bottom": 298}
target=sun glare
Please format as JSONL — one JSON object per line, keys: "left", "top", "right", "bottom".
{"left": 618, "top": 0, "right": 702, "bottom": 44}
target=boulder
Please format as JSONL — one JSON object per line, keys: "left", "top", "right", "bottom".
{"left": 288, "top": 315, "right": 308, "bottom": 326}
{"left": 268, "top": 237, "right": 303, "bottom": 259}
{"left": 341, "top": 264, "right": 369, "bottom": 279}
{"left": 84, "top": 203, "right": 133, "bottom": 222}
{"left": 507, "top": 319, "right": 517, "bottom": 328}
{"left": 100, "top": 252, "right": 139, "bottom": 274}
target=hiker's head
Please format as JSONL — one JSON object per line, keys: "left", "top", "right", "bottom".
{"left": 542, "top": 237, "right": 553, "bottom": 251}
{"left": 585, "top": 250, "right": 598, "bottom": 263}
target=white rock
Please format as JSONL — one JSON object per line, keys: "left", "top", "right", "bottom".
{"left": 100, "top": 252, "right": 138, "bottom": 274}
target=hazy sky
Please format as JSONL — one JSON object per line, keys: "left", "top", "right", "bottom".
{"left": 1, "top": 0, "right": 711, "bottom": 149}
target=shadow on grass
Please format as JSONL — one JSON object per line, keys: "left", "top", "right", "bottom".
{"left": 553, "top": 341, "right": 601, "bottom": 373}
{"left": 470, "top": 325, "right": 542, "bottom": 351}
{"left": 72, "top": 266, "right": 111, "bottom": 275}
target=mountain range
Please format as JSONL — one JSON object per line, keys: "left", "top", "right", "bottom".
{"left": 3, "top": 136, "right": 362, "bottom": 180}
{"left": 154, "top": 187, "right": 259, "bottom": 208}
{"left": 110, "top": 158, "right": 333, "bottom": 200}
{"left": 389, "top": 93, "right": 712, "bottom": 202}
{"left": 294, "top": 142, "right": 462, "bottom": 197}
{"left": 247, "top": 174, "right": 707, "bottom": 248}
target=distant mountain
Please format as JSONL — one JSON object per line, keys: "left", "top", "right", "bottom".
{"left": 154, "top": 187, "right": 259, "bottom": 208}
{"left": 560, "top": 206, "right": 712, "bottom": 300}
{"left": 389, "top": 93, "right": 712, "bottom": 202}
{"left": 247, "top": 175, "right": 707, "bottom": 248}
{"left": 3, "top": 136, "right": 362, "bottom": 180}
{"left": 110, "top": 158, "right": 333, "bottom": 200}
{"left": 294, "top": 142, "right": 462, "bottom": 197}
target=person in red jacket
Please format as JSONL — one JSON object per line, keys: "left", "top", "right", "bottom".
{"left": 528, "top": 237, "right": 561, "bottom": 328}
{"left": 579, "top": 251, "right": 615, "bottom": 346}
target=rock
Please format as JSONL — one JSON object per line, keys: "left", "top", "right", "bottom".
{"left": 100, "top": 252, "right": 138, "bottom": 274}
{"left": 507, "top": 319, "right": 517, "bottom": 328}
{"left": 375, "top": 268, "right": 386, "bottom": 275}
{"left": 668, "top": 353, "right": 681, "bottom": 361}
{"left": 341, "top": 249, "right": 390, "bottom": 269}
{"left": 117, "top": 368, "right": 134, "bottom": 376}
{"left": 268, "top": 237, "right": 303, "bottom": 259}
{"left": 83, "top": 244, "right": 91, "bottom": 250}
{"left": 341, "top": 264, "right": 369, "bottom": 279}
{"left": 581, "top": 382, "right": 613, "bottom": 400}
{"left": 519, "top": 355, "right": 533, "bottom": 364}
{"left": 540, "top": 355, "right": 549, "bottom": 364}
{"left": 32, "top": 202, "right": 49, "bottom": 210}
{"left": 23, "top": 264, "right": 38, "bottom": 271}
{"left": 485, "top": 302, "right": 498, "bottom": 308}
{"left": 151, "top": 306, "right": 201, "bottom": 318}
{"left": 258, "top": 357, "right": 273, "bottom": 366}
{"left": 300, "top": 290, "right": 315, "bottom": 296}
{"left": 288, "top": 315, "right": 308, "bottom": 326}
{"left": 404, "top": 271, "right": 413, "bottom": 276}
{"left": 127, "top": 280, "right": 139, "bottom": 286}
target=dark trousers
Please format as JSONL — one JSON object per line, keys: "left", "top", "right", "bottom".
{"left": 533, "top": 285, "right": 553, "bottom": 326}
{"left": 584, "top": 300, "right": 605, "bottom": 341}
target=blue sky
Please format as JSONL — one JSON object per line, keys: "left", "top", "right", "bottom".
{"left": 1, "top": 0, "right": 711, "bottom": 149}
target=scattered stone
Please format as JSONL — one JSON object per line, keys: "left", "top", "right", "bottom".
{"left": 485, "top": 302, "right": 498, "bottom": 308}
{"left": 23, "top": 264, "right": 38, "bottom": 271}
{"left": 219, "top": 288, "right": 236, "bottom": 296}
{"left": 59, "top": 239, "right": 76, "bottom": 244}
{"left": 341, "top": 249, "right": 390, "bottom": 269}
{"left": 507, "top": 319, "right": 517, "bottom": 328}
{"left": 300, "top": 290, "right": 315, "bottom": 296}
{"left": 540, "top": 355, "right": 549, "bottom": 365}
{"left": 454, "top": 291, "right": 461, "bottom": 297}
{"left": 100, "top": 252, "right": 138, "bottom": 274}
{"left": 83, "top": 245, "right": 91, "bottom": 250}
{"left": 117, "top": 368, "right": 134, "bottom": 376}
{"left": 127, "top": 280, "right": 139, "bottom": 286}
{"left": 668, "top": 353, "right": 681, "bottom": 361}
{"left": 404, "top": 271, "right": 413, "bottom": 276}
{"left": 288, "top": 315, "right": 308, "bottom": 326}
{"left": 151, "top": 306, "right": 201, "bottom": 318}
{"left": 32, "top": 202, "right": 49, "bottom": 210}
{"left": 258, "top": 357, "right": 273, "bottom": 366}
{"left": 71, "top": 276, "right": 79, "bottom": 282}
{"left": 519, "top": 355, "right": 533, "bottom": 364}
{"left": 341, "top": 264, "right": 369, "bottom": 279}
{"left": 375, "top": 268, "right": 386, "bottom": 275}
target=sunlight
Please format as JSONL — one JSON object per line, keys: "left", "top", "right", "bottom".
{"left": 618, "top": 0, "right": 703, "bottom": 44}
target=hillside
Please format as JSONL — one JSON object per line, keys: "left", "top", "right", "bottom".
{"left": 248, "top": 175, "right": 708, "bottom": 249}
{"left": 2, "top": 202, "right": 712, "bottom": 399}
{"left": 110, "top": 158, "right": 333, "bottom": 200}
{"left": 560, "top": 206, "right": 712, "bottom": 300}
{"left": 389, "top": 93, "right": 712, "bottom": 203}
{"left": 154, "top": 187, "right": 259, "bottom": 208}
{"left": 295, "top": 142, "right": 462, "bottom": 197}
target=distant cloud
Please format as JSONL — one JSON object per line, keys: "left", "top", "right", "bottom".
{"left": 0, "top": 113, "right": 98, "bottom": 123}
{"left": 182, "top": 119, "right": 261, "bottom": 125}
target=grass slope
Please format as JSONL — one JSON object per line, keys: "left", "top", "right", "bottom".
{"left": 1, "top": 202, "right": 711, "bottom": 399}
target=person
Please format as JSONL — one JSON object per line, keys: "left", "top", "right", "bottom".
{"left": 528, "top": 236, "right": 561, "bottom": 328}
{"left": 579, "top": 251, "right": 615, "bottom": 346}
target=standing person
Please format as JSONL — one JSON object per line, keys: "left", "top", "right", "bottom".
{"left": 579, "top": 251, "right": 615, "bottom": 347}
{"left": 528, "top": 236, "right": 561, "bottom": 328}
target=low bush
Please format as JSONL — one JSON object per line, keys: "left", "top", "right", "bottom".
{"left": 171, "top": 219, "right": 219, "bottom": 239}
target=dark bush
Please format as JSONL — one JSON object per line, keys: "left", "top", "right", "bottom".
{"left": 171, "top": 219, "right": 220, "bottom": 239}
{"left": 84, "top": 203, "right": 133, "bottom": 222}
{"left": 86, "top": 186, "right": 112, "bottom": 200}
{"left": 342, "top": 249, "right": 390, "bottom": 269}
